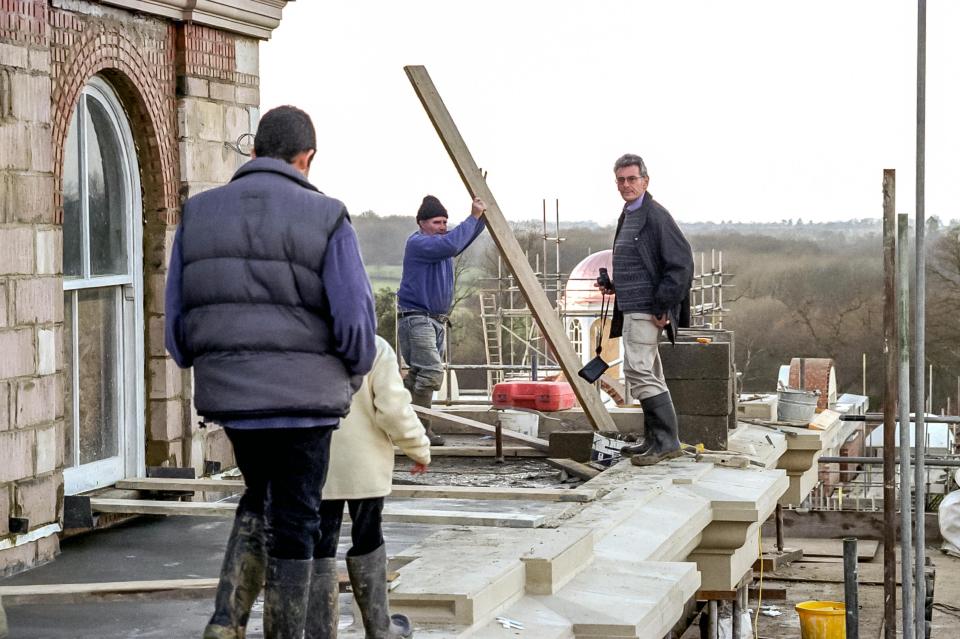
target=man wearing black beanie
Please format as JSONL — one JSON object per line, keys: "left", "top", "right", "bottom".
{"left": 397, "top": 195, "right": 487, "bottom": 445}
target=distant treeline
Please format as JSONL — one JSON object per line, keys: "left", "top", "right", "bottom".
{"left": 356, "top": 210, "right": 960, "bottom": 412}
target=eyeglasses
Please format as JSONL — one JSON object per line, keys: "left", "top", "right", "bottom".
{"left": 616, "top": 176, "right": 644, "bottom": 185}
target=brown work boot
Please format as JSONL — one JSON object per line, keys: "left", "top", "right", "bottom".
{"left": 630, "top": 392, "right": 682, "bottom": 467}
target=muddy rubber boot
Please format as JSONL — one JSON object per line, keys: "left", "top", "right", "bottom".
{"left": 347, "top": 545, "right": 413, "bottom": 638}
{"left": 304, "top": 557, "right": 340, "bottom": 639}
{"left": 204, "top": 511, "right": 267, "bottom": 639}
{"left": 410, "top": 389, "right": 444, "bottom": 447}
{"left": 263, "top": 558, "right": 313, "bottom": 639}
{"left": 631, "top": 392, "right": 682, "bottom": 467}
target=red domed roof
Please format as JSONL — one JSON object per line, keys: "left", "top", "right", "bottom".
{"left": 562, "top": 250, "right": 614, "bottom": 309}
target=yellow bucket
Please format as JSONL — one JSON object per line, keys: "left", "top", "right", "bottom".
{"left": 796, "top": 600, "right": 846, "bottom": 639}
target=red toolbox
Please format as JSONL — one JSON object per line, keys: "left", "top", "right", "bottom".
{"left": 492, "top": 380, "right": 576, "bottom": 412}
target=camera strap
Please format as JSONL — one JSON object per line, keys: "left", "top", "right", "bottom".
{"left": 595, "top": 293, "right": 610, "bottom": 356}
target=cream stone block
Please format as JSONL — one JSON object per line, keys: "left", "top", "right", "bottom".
{"left": 29, "top": 124, "right": 53, "bottom": 173}
{"left": 0, "top": 42, "right": 28, "bottom": 69}
{"left": 35, "top": 229, "right": 61, "bottom": 275}
{"left": 16, "top": 375, "right": 58, "bottom": 428}
{"left": 236, "top": 86, "right": 259, "bottom": 106}
{"left": 209, "top": 81, "right": 236, "bottom": 103}
{"left": 0, "top": 540, "right": 37, "bottom": 575}
{"left": 224, "top": 105, "right": 250, "bottom": 143}
{"left": 36, "top": 532, "right": 59, "bottom": 564}
{"left": 10, "top": 73, "right": 51, "bottom": 122}
{"left": 149, "top": 398, "right": 184, "bottom": 441}
{"left": 0, "top": 328, "right": 35, "bottom": 378}
{"left": 3, "top": 174, "right": 54, "bottom": 224}
{"left": 15, "top": 277, "right": 61, "bottom": 324}
{"left": 0, "top": 123, "right": 31, "bottom": 170}
{"left": 36, "top": 328, "right": 55, "bottom": 375}
{"left": 0, "top": 381, "right": 9, "bottom": 431}
{"left": 148, "top": 315, "right": 167, "bottom": 357}
{"left": 0, "top": 282, "right": 8, "bottom": 327}
{"left": 181, "top": 140, "right": 236, "bottom": 184}
{"left": 0, "top": 227, "right": 35, "bottom": 275}
{"left": 234, "top": 38, "right": 259, "bottom": 76}
{"left": 0, "top": 487, "right": 9, "bottom": 536}
{"left": 0, "top": 428, "right": 35, "bottom": 482}
{"left": 195, "top": 100, "right": 225, "bottom": 142}
{"left": 28, "top": 49, "right": 50, "bottom": 74}
{"left": 179, "top": 77, "right": 209, "bottom": 98}
{"left": 14, "top": 474, "right": 61, "bottom": 525}
{"left": 35, "top": 423, "right": 57, "bottom": 474}
{"left": 149, "top": 357, "right": 182, "bottom": 399}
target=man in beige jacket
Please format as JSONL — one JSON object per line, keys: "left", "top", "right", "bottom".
{"left": 305, "top": 336, "right": 432, "bottom": 638}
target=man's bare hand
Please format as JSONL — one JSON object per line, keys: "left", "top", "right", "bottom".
{"left": 593, "top": 281, "right": 615, "bottom": 295}
{"left": 471, "top": 197, "right": 487, "bottom": 218}
{"left": 652, "top": 314, "right": 670, "bottom": 329}
{"left": 410, "top": 462, "right": 429, "bottom": 475}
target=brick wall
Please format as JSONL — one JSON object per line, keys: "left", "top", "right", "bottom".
{"left": 0, "top": 0, "right": 60, "bottom": 576}
{"left": 173, "top": 23, "right": 260, "bottom": 474}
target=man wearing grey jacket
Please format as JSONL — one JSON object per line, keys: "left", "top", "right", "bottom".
{"left": 597, "top": 154, "right": 694, "bottom": 466}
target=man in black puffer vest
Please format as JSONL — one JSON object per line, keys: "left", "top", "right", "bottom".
{"left": 165, "top": 106, "right": 376, "bottom": 638}
{"left": 596, "top": 154, "right": 694, "bottom": 467}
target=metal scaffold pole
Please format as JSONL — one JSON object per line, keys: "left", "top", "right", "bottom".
{"left": 898, "top": 212, "right": 914, "bottom": 638}
{"left": 914, "top": 2, "right": 928, "bottom": 637}
{"left": 881, "top": 169, "right": 897, "bottom": 639}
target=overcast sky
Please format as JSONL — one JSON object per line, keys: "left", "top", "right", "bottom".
{"left": 260, "top": 1, "right": 958, "bottom": 226}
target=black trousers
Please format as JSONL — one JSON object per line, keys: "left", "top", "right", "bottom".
{"left": 315, "top": 497, "right": 385, "bottom": 559}
{"left": 226, "top": 425, "right": 333, "bottom": 560}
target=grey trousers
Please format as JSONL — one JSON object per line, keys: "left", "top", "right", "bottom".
{"left": 398, "top": 314, "right": 446, "bottom": 393}
{"left": 621, "top": 312, "right": 670, "bottom": 401}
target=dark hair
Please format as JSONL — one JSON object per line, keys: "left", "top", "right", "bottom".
{"left": 253, "top": 106, "right": 316, "bottom": 162}
{"left": 416, "top": 195, "right": 448, "bottom": 222}
{"left": 613, "top": 153, "right": 648, "bottom": 178}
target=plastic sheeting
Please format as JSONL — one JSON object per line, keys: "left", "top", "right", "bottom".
{"left": 940, "top": 488, "right": 960, "bottom": 558}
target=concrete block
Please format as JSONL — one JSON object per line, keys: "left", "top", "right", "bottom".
{"left": 28, "top": 49, "right": 50, "bottom": 74}
{"left": 15, "top": 277, "right": 62, "bottom": 324}
{"left": 0, "top": 328, "right": 35, "bottom": 378}
{"left": 36, "top": 328, "right": 55, "bottom": 375}
{"left": 0, "top": 428, "right": 35, "bottom": 482}
{"left": 149, "top": 398, "right": 183, "bottom": 441}
{"left": 149, "top": 358, "right": 182, "bottom": 400}
{"left": 234, "top": 38, "right": 259, "bottom": 76}
{"left": 660, "top": 341, "right": 731, "bottom": 380}
{"left": 10, "top": 72, "right": 51, "bottom": 122}
{"left": 224, "top": 105, "right": 250, "bottom": 143}
{"left": 35, "top": 229, "right": 61, "bottom": 275}
{"left": 35, "top": 423, "right": 57, "bottom": 474}
{"left": 0, "top": 123, "right": 32, "bottom": 170}
{"left": 209, "top": 81, "right": 236, "bottom": 103}
{"left": 0, "top": 486, "right": 9, "bottom": 536}
{"left": 3, "top": 173, "right": 54, "bottom": 223}
{"left": 16, "top": 375, "right": 58, "bottom": 428}
{"left": 677, "top": 414, "right": 728, "bottom": 450}
{"left": 146, "top": 438, "right": 184, "bottom": 467}
{"left": 0, "top": 282, "right": 7, "bottom": 327}
{"left": 204, "top": 427, "right": 235, "bottom": 469}
{"left": 0, "top": 42, "right": 29, "bottom": 68}
{"left": 178, "top": 76, "right": 209, "bottom": 98}
{"left": 147, "top": 273, "right": 167, "bottom": 314}
{"left": 236, "top": 86, "right": 259, "bottom": 106}
{"left": 181, "top": 99, "right": 224, "bottom": 142}
{"left": 29, "top": 123, "right": 53, "bottom": 174}
{"left": 148, "top": 316, "right": 167, "bottom": 357}
{"left": 667, "top": 378, "right": 733, "bottom": 416}
{"left": 180, "top": 140, "right": 235, "bottom": 185}
{"left": 0, "top": 227, "right": 35, "bottom": 274}
{"left": 36, "top": 532, "right": 59, "bottom": 564}
{"left": 0, "top": 541, "right": 36, "bottom": 578}
{"left": 0, "top": 382, "right": 9, "bottom": 431}
{"left": 548, "top": 430, "right": 596, "bottom": 463}
{"left": 14, "top": 474, "right": 62, "bottom": 525}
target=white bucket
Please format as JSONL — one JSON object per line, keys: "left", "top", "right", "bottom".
{"left": 777, "top": 388, "right": 819, "bottom": 422}
{"left": 499, "top": 410, "right": 539, "bottom": 437}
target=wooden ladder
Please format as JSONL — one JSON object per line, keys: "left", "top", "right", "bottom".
{"left": 478, "top": 292, "right": 503, "bottom": 390}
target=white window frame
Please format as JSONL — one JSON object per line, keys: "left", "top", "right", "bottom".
{"left": 63, "top": 75, "right": 145, "bottom": 495}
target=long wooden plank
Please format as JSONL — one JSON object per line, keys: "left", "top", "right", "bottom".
{"left": 545, "top": 458, "right": 601, "bottom": 480}
{"left": 116, "top": 478, "right": 594, "bottom": 501}
{"left": 389, "top": 485, "right": 596, "bottom": 502}
{"left": 89, "top": 499, "right": 544, "bottom": 528}
{"left": 404, "top": 65, "right": 614, "bottom": 432}
{"left": 400, "top": 444, "right": 545, "bottom": 457}
{"left": 0, "top": 573, "right": 398, "bottom": 605}
{"left": 413, "top": 405, "right": 550, "bottom": 451}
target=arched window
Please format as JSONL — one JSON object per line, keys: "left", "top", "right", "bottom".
{"left": 62, "top": 76, "right": 144, "bottom": 494}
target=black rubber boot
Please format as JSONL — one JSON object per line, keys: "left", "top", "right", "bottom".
{"left": 263, "top": 557, "right": 313, "bottom": 639}
{"left": 347, "top": 545, "right": 413, "bottom": 639}
{"left": 410, "top": 389, "right": 444, "bottom": 446}
{"left": 304, "top": 557, "right": 339, "bottom": 639}
{"left": 204, "top": 511, "right": 267, "bottom": 639}
{"left": 631, "top": 392, "right": 682, "bottom": 467}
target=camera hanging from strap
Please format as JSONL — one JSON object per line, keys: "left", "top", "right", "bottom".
{"left": 578, "top": 291, "right": 611, "bottom": 383}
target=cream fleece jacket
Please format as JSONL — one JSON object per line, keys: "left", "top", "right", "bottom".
{"left": 322, "top": 336, "right": 431, "bottom": 500}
